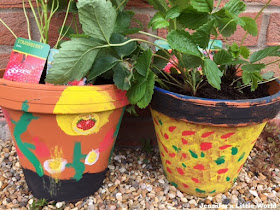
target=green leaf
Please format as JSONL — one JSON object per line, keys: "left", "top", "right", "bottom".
{"left": 114, "top": 11, "right": 137, "bottom": 35}
{"left": 113, "top": 62, "right": 132, "bottom": 90}
{"left": 250, "top": 46, "right": 280, "bottom": 63}
{"left": 240, "top": 46, "right": 250, "bottom": 59}
{"left": 262, "top": 72, "right": 275, "bottom": 80}
{"left": 135, "top": 49, "right": 153, "bottom": 76}
{"left": 88, "top": 55, "right": 119, "bottom": 80}
{"left": 110, "top": 33, "right": 137, "bottom": 59}
{"left": 178, "top": 8, "right": 210, "bottom": 30}
{"left": 217, "top": 18, "right": 237, "bottom": 37}
{"left": 111, "top": 0, "right": 128, "bottom": 11}
{"left": 77, "top": 0, "right": 117, "bottom": 43}
{"left": 213, "top": 50, "right": 233, "bottom": 65}
{"left": 46, "top": 38, "right": 101, "bottom": 84}
{"left": 149, "top": 12, "right": 170, "bottom": 30}
{"left": 191, "top": 0, "right": 213, "bottom": 13}
{"left": 166, "top": 6, "right": 181, "bottom": 19}
{"left": 203, "top": 59, "right": 223, "bottom": 90}
{"left": 242, "top": 64, "right": 266, "bottom": 72}
{"left": 126, "top": 73, "right": 147, "bottom": 105}
{"left": 229, "top": 59, "right": 249, "bottom": 65}
{"left": 137, "top": 71, "right": 155, "bottom": 109}
{"left": 224, "top": 0, "right": 246, "bottom": 16}
{"left": 58, "top": 25, "right": 76, "bottom": 39}
{"left": 240, "top": 17, "right": 258, "bottom": 36}
{"left": 167, "top": 30, "right": 201, "bottom": 57}
{"left": 242, "top": 71, "right": 263, "bottom": 91}
{"left": 179, "top": 54, "right": 203, "bottom": 69}
{"left": 192, "top": 19, "right": 215, "bottom": 48}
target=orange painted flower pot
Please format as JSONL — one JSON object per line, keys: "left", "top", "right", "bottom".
{"left": 0, "top": 70, "right": 129, "bottom": 201}
{"left": 150, "top": 81, "right": 280, "bottom": 197}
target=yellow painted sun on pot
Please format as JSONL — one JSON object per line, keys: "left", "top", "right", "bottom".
{"left": 85, "top": 149, "right": 100, "bottom": 165}
{"left": 43, "top": 158, "right": 67, "bottom": 174}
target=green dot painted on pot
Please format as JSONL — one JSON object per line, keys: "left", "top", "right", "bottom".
{"left": 189, "top": 150, "right": 198, "bottom": 159}
{"left": 22, "top": 100, "right": 29, "bottom": 112}
{"left": 210, "top": 190, "right": 216, "bottom": 194}
{"left": 195, "top": 188, "right": 206, "bottom": 193}
{"left": 215, "top": 156, "right": 225, "bottom": 165}
{"left": 226, "top": 177, "right": 230, "bottom": 181}
{"left": 231, "top": 147, "right": 238, "bottom": 155}
{"left": 172, "top": 145, "right": 179, "bottom": 152}
{"left": 201, "top": 152, "right": 205, "bottom": 157}
{"left": 238, "top": 152, "right": 246, "bottom": 162}
{"left": 182, "top": 163, "right": 186, "bottom": 168}
{"left": 171, "top": 182, "right": 178, "bottom": 187}
{"left": 163, "top": 169, "right": 167, "bottom": 177}
{"left": 233, "top": 177, "right": 237, "bottom": 183}
{"left": 159, "top": 119, "right": 163, "bottom": 125}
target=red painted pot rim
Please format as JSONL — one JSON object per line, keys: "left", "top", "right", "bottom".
{"left": 0, "top": 69, "right": 129, "bottom": 114}
{"left": 151, "top": 80, "right": 280, "bottom": 127}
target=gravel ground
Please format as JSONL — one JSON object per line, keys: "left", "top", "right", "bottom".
{"left": 0, "top": 124, "right": 280, "bottom": 209}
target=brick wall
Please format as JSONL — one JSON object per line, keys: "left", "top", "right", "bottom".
{"left": 0, "top": 0, "right": 280, "bottom": 145}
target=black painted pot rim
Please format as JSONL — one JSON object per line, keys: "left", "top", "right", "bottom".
{"left": 151, "top": 80, "right": 280, "bottom": 127}
{"left": 154, "top": 79, "right": 280, "bottom": 105}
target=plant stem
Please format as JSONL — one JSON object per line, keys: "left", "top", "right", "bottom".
{"left": 240, "top": 0, "right": 272, "bottom": 47}
{"left": 23, "top": 0, "right": 31, "bottom": 40}
{"left": 266, "top": 59, "right": 280, "bottom": 66}
{"left": 139, "top": 31, "right": 167, "bottom": 41}
{"left": 238, "top": 76, "right": 279, "bottom": 90}
{"left": 116, "top": 0, "right": 127, "bottom": 11}
{"left": 214, "top": 0, "right": 222, "bottom": 13}
{"left": 0, "top": 19, "right": 18, "bottom": 39}
{"left": 55, "top": 0, "right": 73, "bottom": 48}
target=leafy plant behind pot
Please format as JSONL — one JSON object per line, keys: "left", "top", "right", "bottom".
{"left": 148, "top": 0, "right": 280, "bottom": 96}
{"left": 45, "top": 0, "right": 155, "bottom": 109}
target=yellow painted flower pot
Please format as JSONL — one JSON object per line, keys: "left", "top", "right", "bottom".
{"left": 150, "top": 81, "right": 280, "bottom": 197}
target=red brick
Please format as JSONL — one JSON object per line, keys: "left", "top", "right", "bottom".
{"left": 0, "top": 0, "right": 35, "bottom": 8}
{"left": 267, "top": 13, "right": 280, "bottom": 46}
{"left": 245, "top": 0, "right": 280, "bottom": 6}
{"left": 0, "top": 53, "right": 10, "bottom": 69}
{"left": 129, "top": 13, "right": 151, "bottom": 41}
{"left": 0, "top": 12, "right": 29, "bottom": 46}
{"left": 127, "top": 0, "right": 151, "bottom": 8}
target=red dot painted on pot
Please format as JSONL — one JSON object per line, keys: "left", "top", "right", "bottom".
{"left": 182, "top": 131, "right": 196, "bottom": 136}
{"left": 237, "top": 164, "right": 244, "bottom": 173}
{"left": 251, "top": 139, "right": 258, "bottom": 144}
{"left": 192, "top": 177, "right": 200, "bottom": 183}
{"left": 177, "top": 167, "right": 185, "bottom": 175}
{"left": 169, "top": 126, "right": 176, "bottom": 132}
{"left": 164, "top": 133, "right": 169, "bottom": 140}
{"left": 219, "top": 145, "right": 232, "bottom": 150}
{"left": 161, "top": 152, "right": 165, "bottom": 157}
{"left": 158, "top": 138, "right": 168, "bottom": 153}
{"left": 182, "top": 153, "right": 187, "bottom": 159}
{"left": 200, "top": 142, "right": 212, "bottom": 151}
{"left": 153, "top": 118, "right": 159, "bottom": 126}
{"left": 183, "top": 183, "right": 189, "bottom": 188}
{"left": 182, "top": 138, "right": 188, "bottom": 145}
{"left": 217, "top": 168, "right": 229, "bottom": 174}
{"left": 169, "top": 153, "right": 176, "bottom": 158}
{"left": 167, "top": 167, "right": 172, "bottom": 174}
{"left": 201, "top": 131, "right": 215, "bottom": 138}
{"left": 166, "top": 160, "right": 171, "bottom": 165}
{"left": 221, "top": 132, "right": 235, "bottom": 139}
{"left": 193, "top": 164, "right": 206, "bottom": 171}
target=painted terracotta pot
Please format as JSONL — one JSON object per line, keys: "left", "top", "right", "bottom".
{"left": 0, "top": 70, "right": 129, "bottom": 201}
{"left": 150, "top": 80, "right": 280, "bottom": 197}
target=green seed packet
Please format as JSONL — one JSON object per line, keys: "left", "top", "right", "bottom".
{"left": 4, "top": 37, "right": 50, "bottom": 83}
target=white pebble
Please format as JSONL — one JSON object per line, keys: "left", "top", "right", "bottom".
{"left": 55, "top": 202, "right": 64, "bottom": 209}
{"left": 249, "top": 190, "right": 259, "bottom": 197}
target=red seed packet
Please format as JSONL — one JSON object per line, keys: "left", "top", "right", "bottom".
{"left": 4, "top": 37, "right": 50, "bottom": 83}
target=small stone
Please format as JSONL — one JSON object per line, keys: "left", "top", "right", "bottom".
{"left": 109, "top": 205, "right": 116, "bottom": 210}
{"left": 260, "top": 194, "right": 267, "bottom": 202}
{"left": 56, "top": 202, "right": 64, "bottom": 209}
{"left": 257, "top": 185, "right": 264, "bottom": 191}
{"left": 231, "top": 195, "right": 238, "bottom": 204}
{"left": 116, "top": 193, "right": 122, "bottom": 201}
{"left": 109, "top": 185, "right": 117, "bottom": 193}
{"left": 181, "top": 197, "right": 188, "bottom": 203}
{"left": 204, "top": 199, "right": 211, "bottom": 205}
{"left": 176, "top": 190, "right": 183, "bottom": 198}
{"left": 249, "top": 190, "right": 259, "bottom": 197}
{"left": 168, "top": 192, "right": 176, "bottom": 199}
